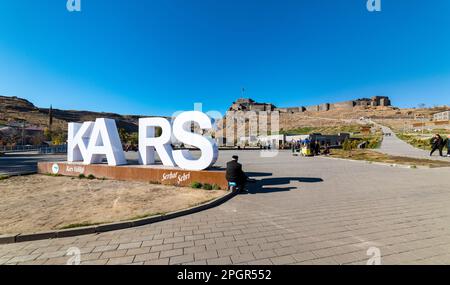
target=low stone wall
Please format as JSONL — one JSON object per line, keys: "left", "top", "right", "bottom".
{"left": 38, "top": 162, "right": 228, "bottom": 189}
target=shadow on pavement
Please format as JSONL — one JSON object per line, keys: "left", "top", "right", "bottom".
{"left": 243, "top": 176, "right": 324, "bottom": 194}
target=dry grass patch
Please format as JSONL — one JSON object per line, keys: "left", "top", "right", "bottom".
{"left": 0, "top": 175, "right": 227, "bottom": 235}
{"left": 330, "top": 149, "right": 450, "bottom": 168}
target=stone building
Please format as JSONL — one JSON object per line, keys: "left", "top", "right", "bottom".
{"left": 228, "top": 96, "right": 392, "bottom": 114}
{"left": 433, "top": 111, "right": 450, "bottom": 121}
{"left": 229, "top": 98, "right": 276, "bottom": 112}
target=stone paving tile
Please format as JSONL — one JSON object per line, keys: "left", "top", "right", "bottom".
{"left": 126, "top": 247, "right": 151, "bottom": 256}
{"left": 0, "top": 256, "right": 13, "bottom": 265}
{"left": 133, "top": 252, "right": 160, "bottom": 263}
{"left": 270, "top": 255, "right": 296, "bottom": 265}
{"left": 159, "top": 248, "right": 183, "bottom": 259}
{"left": 207, "top": 256, "right": 232, "bottom": 265}
{"left": 93, "top": 244, "right": 119, "bottom": 253}
{"left": 144, "top": 258, "right": 170, "bottom": 265}
{"left": 100, "top": 249, "right": 127, "bottom": 259}
{"left": 5, "top": 254, "right": 40, "bottom": 264}
{"left": 184, "top": 245, "right": 207, "bottom": 254}
{"left": 150, "top": 244, "right": 173, "bottom": 253}
{"left": 107, "top": 256, "right": 135, "bottom": 265}
{"left": 81, "top": 259, "right": 109, "bottom": 265}
{"left": 194, "top": 250, "right": 218, "bottom": 261}
{"left": 43, "top": 256, "right": 71, "bottom": 265}
{"left": 185, "top": 260, "right": 208, "bottom": 265}
{"left": 217, "top": 248, "right": 241, "bottom": 257}
{"left": 173, "top": 241, "right": 195, "bottom": 249}
{"left": 81, "top": 252, "right": 103, "bottom": 262}
{"left": 164, "top": 237, "right": 185, "bottom": 244}
{"left": 19, "top": 259, "right": 49, "bottom": 265}
{"left": 169, "top": 254, "right": 195, "bottom": 265}
{"left": 118, "top": 242, "right": 142, "bottom": 250}
{"left": 253, "top": 250, "right": 279, "bottom": 260}
{"left": 239, "top": 245, "right": 261, "bottom": 254}
{"left": 230, "top": 253, "right": 255, "bottom": 264}
{"left": 142, "top": 239, "right": 164, "bottom": 247}
{"left": 36, "top": 250, "right": 68, "bottom": 260}
{"left": 247, "top": 259, "right": 273, "bottom": 265}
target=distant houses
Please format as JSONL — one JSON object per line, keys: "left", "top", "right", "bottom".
{"left": 433, "top": 111, "right": 450, "bottom": 122}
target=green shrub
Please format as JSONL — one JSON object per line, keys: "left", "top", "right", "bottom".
{"left": 212, "top": 184, "right": 221, "bottom": 190}
{"left": 87, "top": 174, "right": 95, "bottom": 180}
{"left": 367, "top": 138, "right": 381, "bottom": 149}
{"left": 78, "top": 174, "right": 86, "bottom": 179}
{"left": 191, "top": 181, "right": 202, "bottom": 189}
{"left": 342, "top": 139, "right": 356, "bottom": 151}
{"left": 202, "top": 183, "right": 213, "bottom": 190}
{"left": 0, "top": 175, "right": 9, "bottom": 181}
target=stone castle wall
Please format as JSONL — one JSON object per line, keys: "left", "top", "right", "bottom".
{"left": 229, "top": 96, "right": 391, "bottom": 114}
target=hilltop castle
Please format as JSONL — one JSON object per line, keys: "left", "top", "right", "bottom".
{"left": 228, "top": 96, "right": 392, "bottom": 113}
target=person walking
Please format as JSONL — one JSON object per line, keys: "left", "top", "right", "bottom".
{"left": 314, "top": 140, "right": 321, "bottom": 155}
{"left": 446, "top": 135, "right": 450, "bottom": 157}
{"left": 310, "top": 141, "right": 316, "bottom": 156}
{"left": 430, "top": 134, "right": 444, "bottom": 157}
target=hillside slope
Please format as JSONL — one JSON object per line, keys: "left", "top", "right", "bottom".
{"left": 0, "top": 95, "right": 145, "bottom": 132}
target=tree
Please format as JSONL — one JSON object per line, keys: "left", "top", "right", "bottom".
{"left": 118, "top": 128, "right": 129, "bottom": 143}
{"left": 129, "top": 132, "right": 139, "bottom": 145}
{"left": 52, "top": 133, "right": 66, "bottom": 145}
{"left": 43, "top": 127, "right": 52, "bottom": 141}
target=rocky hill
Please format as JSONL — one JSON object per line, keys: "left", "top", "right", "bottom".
{"left": 0, "top": 95, "right": 143, "bottom": 133}
{"left": 214, "top": 98, "right": 450, "bottom": 143}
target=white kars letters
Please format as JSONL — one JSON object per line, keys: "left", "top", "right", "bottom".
{"left": 68, "top": 111, "right": 218, "bottom": 171}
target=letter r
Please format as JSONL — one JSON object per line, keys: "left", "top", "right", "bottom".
{"left": 138, "top": 118, "right": 176, "bottom": 167}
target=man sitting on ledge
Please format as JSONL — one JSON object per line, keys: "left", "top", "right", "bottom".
{"left": 226, "top": 155, "right": 249, "bottom": 192}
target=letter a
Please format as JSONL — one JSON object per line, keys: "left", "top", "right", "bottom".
{"left": 85, "top": 118, "right": 126, "bottom": 166}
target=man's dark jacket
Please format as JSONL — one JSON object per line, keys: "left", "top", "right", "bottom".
{"left": 226, "top": 160, "right": 247, "bottom": 183}
{"left": 431, "top": 137, "right": 444, "bottom": 148}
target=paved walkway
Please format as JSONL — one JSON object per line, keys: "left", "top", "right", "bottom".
{"left": 372, "top": 123, "right": 449, "bottom": 161}
{"left": 1, "top": 150, "right": 450, "bottom": 265}
{"left": 0, "top": 154, "right": 66, "bottom": 176}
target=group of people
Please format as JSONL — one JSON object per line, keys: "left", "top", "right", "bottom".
{"left": 291, "top": 140, "right": 330, "bottom": 156}
{"left": 430, "top": 134, "right": 450, "bottom": 157}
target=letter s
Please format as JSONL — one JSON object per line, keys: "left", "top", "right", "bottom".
{"left": 172, "top": 111, "right": 218, "bottom": 171}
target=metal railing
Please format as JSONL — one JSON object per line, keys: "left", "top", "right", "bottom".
{"left": 0, "top": 145, "right": 67, "bottom": 154}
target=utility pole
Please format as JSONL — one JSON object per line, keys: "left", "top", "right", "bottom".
{"left": 21, "top": 121, "right": 25, "bottom": 146}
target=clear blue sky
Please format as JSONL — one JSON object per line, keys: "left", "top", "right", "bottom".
{"left": 0, "top": 0, "right": 449, "bottom": 116}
